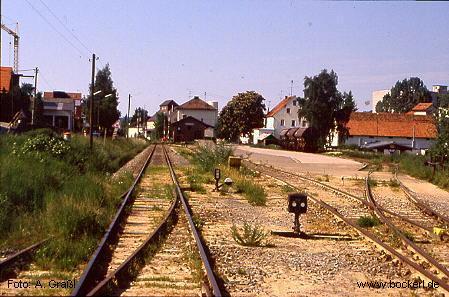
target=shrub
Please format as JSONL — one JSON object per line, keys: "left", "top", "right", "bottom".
{"left": 231, "top": 222, "right": 269, "bottom": 247}
{"left": 357, "top": 215, "right": 381, "bottom": 228}
{"left": 222, "top": 168, "right": 266, "bottom": 206}
{"left": 190, "top": 143, "right": 233, "bottom": 172}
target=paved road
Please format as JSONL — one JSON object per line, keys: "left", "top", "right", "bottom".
{"left": 234, "top": 145, "right": 449, "bottom": 217}
{"left": 234, "top": 146, "right": 364, "bottom": 177}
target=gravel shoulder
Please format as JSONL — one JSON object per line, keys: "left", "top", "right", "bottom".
{"left": 170, "top": 161, "right": 434, "bottom": 296}
{"left": 397, "top": 174, "right": 449, "bottom": 220}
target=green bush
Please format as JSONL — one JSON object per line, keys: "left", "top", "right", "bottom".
{"left": 357, "top": 215, "right": 381, "bottom": 228}
{"left": 231, "top": 222, "right": 269, "bottom": 247}
{"left": 190, "top": 143, "right": 233, "bottom": 172}
{"left": 0, "top": 131, "right": 147, "bottom": 268}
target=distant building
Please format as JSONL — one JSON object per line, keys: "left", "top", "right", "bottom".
{"left": 170, "top": 116, "right": 214, "bottom": 142}
{"left": 344, "top": 112, "right": 437, "bottom": 153}
{"left": 372, "top": 89, "right": 390, "bottom": 113}
{"left": 0, "top": 66, "right": 21, "bottom": 122}
{"left": 43, "top": 91, "right": 82, "bottom": 131}
{"left": 406, "top": 102, "right": 434, "bottom": 116}
{"left": 251, "top": 96, "right": 308, "bottom": 144}
{"left": 42, "top": 98, "right": 75, "bottom": 131}
{"left": 173, "top": 96, "right": 218, "bottom": 127}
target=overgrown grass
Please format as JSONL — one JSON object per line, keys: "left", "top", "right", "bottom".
{"left": 189, "top": 143, "right": 233, "bottom": 172}
{"left": 339, "top": 148, "right": 449, "bottom": 190}
{"left": 357, "top": 215, "right": 381, "bottom": 228}
{"left": 231, "top": 222, "right": 270, "bottom": 247}
{"left": 222, "top": 167, "right": 267, "bottom": 206}
{"left": 0, "top": 130, "right": 146, "bottom": 270}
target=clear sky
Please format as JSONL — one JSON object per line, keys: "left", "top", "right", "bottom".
{"left": 2, "top": 0, "right": 448, "bottom": 116}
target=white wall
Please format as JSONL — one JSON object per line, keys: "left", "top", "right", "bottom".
{"left": 175, "top": 109, "right": 217, "bottom": 127}
{"left": 269, "top": 97, "right": 308, "bottom": 138}
{"left": 345, "top": 135, "right": 434, "bottom": 150}
{"left": 372, "top": 90, "right": 390, "bottom": 112}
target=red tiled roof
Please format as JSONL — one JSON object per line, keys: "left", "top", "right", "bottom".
{"left": 177, "top": 97, "right": 216, "bottom": 110}
{"left": 267, "top": 96, "right": 294, "bottom": 117}
{"left": 0, "top": 67, "right": 13, "bottom": 92}
{"left": 411, "top": 102, "right": 433, "bottom": 112}
{"left": 346, "top": 112, "right": 437, "bottom": 139}
{"left": 44, "top": 91, "right": 82, "bottom": 99}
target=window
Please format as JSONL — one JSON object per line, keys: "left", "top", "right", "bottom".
{"left": 182, "top": 114, "right": 187, "bottom": 119}
{"left": 280, "top": 119, "right": 285, "bottom": 126}
{"left": 292, "top": 100, "right": 297, "bottom": 106}
{"left": 286, "top": 108, "right": 290, "bottom": 114}
{"left": 291, "top": 120, "right": 296, "bottom": 127}
{"left": 302, "top": 121, "right": 307, "bottom": 127}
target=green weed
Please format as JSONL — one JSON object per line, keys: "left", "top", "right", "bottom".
{"left": 231, "top": 222, "right": 270, "bottom": 247}
{"left": 357, "top": 215, "right": 381, "bottom": 228}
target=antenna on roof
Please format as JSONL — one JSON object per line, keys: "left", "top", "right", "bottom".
{"left": 204, "top": 92, "right": 206, "bottom": 100}
{"left": 290, "top": 80, "right": 293, "bottom": 96}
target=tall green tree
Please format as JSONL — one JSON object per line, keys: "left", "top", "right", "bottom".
{"left": 217, "top": 91, "right": 266, "bottom": 142}
{"left": 375, "top": 77, "right": 431, "bottom": 113}
{"left": 297, "top": 69, "right": 356, "bottom": 150}
{"left": 335, "top": 91, "right": 357, "bottom": 142}
{"left": 151, "top": 112, "right": 166, "bottom": 140}
{"left": 84, "top": 64, "right": 120, "bottom": 130}
{"left": 130, "top": 107, "right": 148, "bottom": 126}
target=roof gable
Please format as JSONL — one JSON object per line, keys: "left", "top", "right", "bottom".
{"left": 177, "top": 97, "right": 216, "bottom": 110}
{"left": 160, "top": 99, "right": 178, "bottom": 107}
{"left": 267, "top": 96, "right": 296, "bottom": 117}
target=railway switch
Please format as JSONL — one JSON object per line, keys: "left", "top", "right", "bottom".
{"left": 288, "top": 193, "right": 307, "bottom": 234}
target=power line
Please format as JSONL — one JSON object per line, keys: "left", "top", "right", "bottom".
{"left": 23, "top": 0, "right": 87, "bottom": 59}
{"left": 37, "top": 0, "right": 92, "bottom": 55}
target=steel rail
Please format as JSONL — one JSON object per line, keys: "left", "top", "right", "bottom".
{"left": 163, "top": 145, "right": 222, "bottom": 297}
{"left": 71, "top": 144, "right": 157, "bottom": 297}
{"left": 0, "top": 239, "right": 49, "bottom": 281}
{"left": 366, "top": 176, "right": 449, "bottom": 283}
{"left": 395, "top": 173, "right": 449, "bottom": 227}
{"left": 247, "top": 162, "right": 449, "bottom": 293}
{"left": 244, "top": 160, "right": 433, "bottom": 233}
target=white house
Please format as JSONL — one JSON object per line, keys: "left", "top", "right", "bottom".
{"left": 173, "top": 96, "right": 218, "bottom": 127}
{"left": 251, "top": 96, "right": 308, "bottom": 144}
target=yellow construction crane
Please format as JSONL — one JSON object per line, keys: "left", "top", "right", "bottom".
{"left": 1, "top": 23, "right": 19, "bottom": 73}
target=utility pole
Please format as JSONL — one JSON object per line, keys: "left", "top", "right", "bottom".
{"left": 127, "top": 94, "right": 131, "bottom": 139}
{"left": 31, "top": 67, "right": 38, "bottom": 125}
{"left": 89, "top": 53, "right": 96, "bottom": 150}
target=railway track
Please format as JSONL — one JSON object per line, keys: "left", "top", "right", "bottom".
{"left": 366, "top": 175, "right": 449, "bottom": 285}
{"left": 73, "top": 144, "right": 221, "bottom": 297}
{"left": 243, "top": 160, "right": 449, "bottom": 293}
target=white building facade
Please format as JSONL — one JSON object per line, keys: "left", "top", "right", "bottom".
{"left": 251, "top": 96, "right": 308, "bottom": 144}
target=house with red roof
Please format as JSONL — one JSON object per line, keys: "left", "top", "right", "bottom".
{"left": 344, "top": 112, "right": 437, "bottom": 153}
{"left": 173, "top": 96, "right": 218, "bottom": 127}
{"left": 163, "top": 96, "right": 218, "bottom": 142}
{"left": 251, "top": 96, "right": 308, "bottom": 144}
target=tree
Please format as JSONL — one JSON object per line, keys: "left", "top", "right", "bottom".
{"left": 130, "top": 107, "right": 148, "bottom": 126}
{"left": 217, "top": 91, "right": 266, "bottom": 142}
{"left": 84, "top": 64, "right": 120, "bottom": 131}
{"left": 375, "top": 77, "right": 431, "bottom": 113}
{"left": 297, "top": 69, "right": 356, "bottom": 150}
{"left": 151, "top": 112, "right": 165, "bottom": 140}
{"left": 335, "top": 91, "right": 357, "bottom": 142}
{"left": 20, "top": 83, "right": 34, "bottom": 97}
